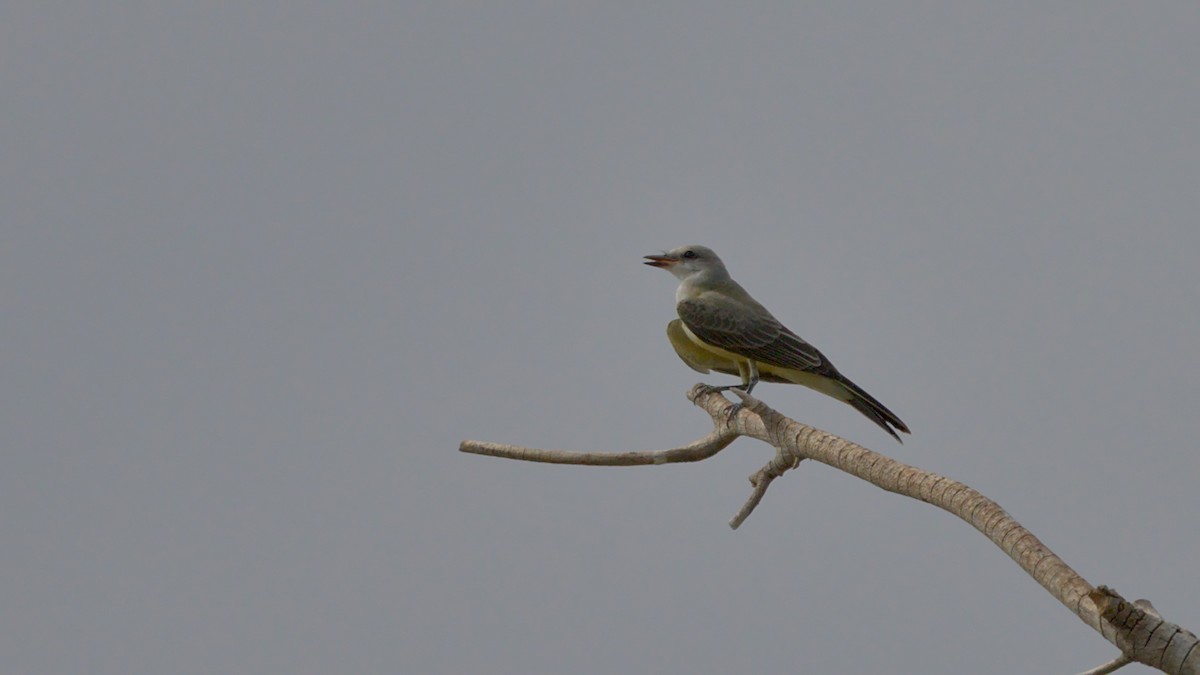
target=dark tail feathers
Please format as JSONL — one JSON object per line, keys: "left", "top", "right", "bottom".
{"left": 841, "top": 377, "right": 910, "bottom": 443}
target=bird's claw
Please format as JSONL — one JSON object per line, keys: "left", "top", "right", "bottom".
{"left": 723, "top": 401, "right": 745, "bottom": 423}
{"left": 692, "top": 383, "right": 748, "bottom": 422}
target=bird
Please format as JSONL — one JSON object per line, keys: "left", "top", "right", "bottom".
{"left": 645, "top": 244, "right": 909, "bottom": 442}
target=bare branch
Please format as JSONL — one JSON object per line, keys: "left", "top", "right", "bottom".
{"left": 459, "top": 426, "right": 736, "bottom": 466}
{"left": 1077, "top": 599, "right": 1165, "bottom": 675}
{"left": 729, "top": 463, "right": 780, "bottom": 530}
{"left": 459, "top": 386, "right": 1200, "bottom": 674}
{"left": 1077, "top": 653, "right": 1133, "bottom": 675}
{"left": 1088, "top": 588, "right": 1198, "bottom": 675}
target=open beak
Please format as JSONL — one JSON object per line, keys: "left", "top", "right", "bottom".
{"left": 643, "top": 254, "right": 676, "bottom": 268}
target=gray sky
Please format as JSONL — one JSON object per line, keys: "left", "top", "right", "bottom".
{"left": 4, "top": 4, "right": 1198, "bottom": 674}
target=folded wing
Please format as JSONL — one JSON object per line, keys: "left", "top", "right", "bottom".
{"left": 676, "top": 298, "right": 826, "bottom": 373}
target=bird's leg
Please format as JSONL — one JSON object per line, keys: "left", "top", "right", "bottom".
{"left": 693, "top": 383, "right": 744, "bottom": 395}
{"left": 695, "top": 361, "right": 759, "bottom": 395}
{"left": 739, "top": 361, "right": 760, "bottom": 396}
{"left": 695, "top": 362, "right": 761, "bottom": 422}
{"left": 719, "top": 361, "right": 760, "bottom": 421}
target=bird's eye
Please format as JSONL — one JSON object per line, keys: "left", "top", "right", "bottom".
{"left": 683, "top": 250, "right": 697, "bottom": 259}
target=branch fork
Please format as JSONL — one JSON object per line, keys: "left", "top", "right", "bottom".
{"left": 459, "top": 386, "right": 1198, "bottom": 674}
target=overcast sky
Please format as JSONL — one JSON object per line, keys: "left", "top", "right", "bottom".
{"left": 4, "top": 4, "right": 1198, "bottom": 674}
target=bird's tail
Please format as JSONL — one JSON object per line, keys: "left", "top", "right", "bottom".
{"left": 839, "top": 377, "right": 910, "bottom": 443}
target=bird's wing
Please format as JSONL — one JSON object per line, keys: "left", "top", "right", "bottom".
{"left": 665, "top": 319, "right": 713, "bottom": 374}
{"left": 676, "top": 298, "right": 826, "bottom": 372}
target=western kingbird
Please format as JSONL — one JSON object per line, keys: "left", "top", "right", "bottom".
{"left": 646, "top": 245, "right": 910, "bottom": 442}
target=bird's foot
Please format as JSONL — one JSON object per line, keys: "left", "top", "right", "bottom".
{"left": 692, "top": 383, "right": 750, "bottom": 422}
{"left": 723, "top": 401, "right": 746, "bottom": 423}
{"left": 694, "top": 382, "right": 742, "bottom": 397}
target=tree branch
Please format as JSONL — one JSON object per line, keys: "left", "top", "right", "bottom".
{"left": 459, "top": 385, "right": 1199, "bottom": 674}
{"left": 459, "top": 426, "right": 736, "bottom": 466}
{"left": 1077, "top": 653, "right": 1133, "bottom": 675}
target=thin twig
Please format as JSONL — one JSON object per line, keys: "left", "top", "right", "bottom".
{"left": 459, "top": 426, "right": 736, "bottom": 466}
{"left": 1077, "top": 654, "right": 1134, "bottom": 675}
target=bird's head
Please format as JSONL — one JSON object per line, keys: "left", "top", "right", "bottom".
{"left": 643, "top": 245, "right": 727, "bottom": 281}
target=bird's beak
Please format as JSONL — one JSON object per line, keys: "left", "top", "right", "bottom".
{"left": 643, "top": 254, "right": 676, "bottom": 268}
